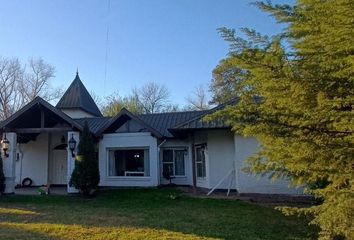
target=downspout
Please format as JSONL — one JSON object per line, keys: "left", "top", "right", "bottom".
{"left": 157, "top": 139, "right": 167, "bottom": 185}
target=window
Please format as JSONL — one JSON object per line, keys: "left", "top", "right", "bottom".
{"left": 108, "top": 148, "right": 150, "bottom": 177}
{"left": 195, "top": 146, "right": 206, "bottom": 178}
{"left": 162, "top": 149, "right": 186, "bottom": 177}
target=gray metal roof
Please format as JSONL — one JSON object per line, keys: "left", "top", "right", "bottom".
{"left": 56, "top": 73, "right": 102, "bottom": 117}
{"left": 74, "top": 110, "right": 208, "bottom": 137}
{"left": 170, "top": 98, "right": 240, "bottom": 131}
{"left": 75, "top": 117, "right": 110, "bottom": 134}
{"left": 139, "top": 110, "right": 208, "bottom": 137}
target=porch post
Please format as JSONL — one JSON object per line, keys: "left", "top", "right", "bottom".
{"left": 67, "top": 131, "right": 80, "bottom": 193}
{"left": 2, "top": 132, "right": 17, "bottom": 194}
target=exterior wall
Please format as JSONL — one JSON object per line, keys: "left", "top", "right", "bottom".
{"left": 15, "top": 133, "right": 49, "bottom": 186}
{"left": 159, "top": 139, "right": 192, "bottom": 186}
{"left": 207, "top": 130, "right": 236, "bottom": 190}
{"left": 61, "top": 109, "right": 95, "bottom": 119}
{"left": 234, "top": 135, "right": 303, "bottom": 195}
{"left": 98, "top": 132, "right": 159, "bottom": 187}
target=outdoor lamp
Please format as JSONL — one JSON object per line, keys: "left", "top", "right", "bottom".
{"left": 1, "top": 134, "right": 10, "bottom": 158}
{"left": 68, "top": 134, "right": 77, "bottom": 158}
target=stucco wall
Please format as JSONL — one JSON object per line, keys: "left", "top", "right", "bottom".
{"left": 15, "top": 133, "right": 49, "bottom": 186}
{"left": 207, "top": 130, "right": 236, "bottom": 190}
{"left": 234, "top": 135, "right": 303, "bottom": 194}
{"left": 98, "top": 132, "right": 159, "bottom": 187}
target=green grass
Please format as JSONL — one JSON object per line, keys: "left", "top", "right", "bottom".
{"left": 0, "top": 188, "right": 316, "bottom": 240}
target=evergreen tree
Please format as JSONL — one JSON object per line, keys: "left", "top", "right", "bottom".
{"left": 0, "top": 156, "right": 5, "bottom": 193}
{"left": 210, "top": 1, "right": 354, "bottom": 239}
{"left": 69, "top": 122, "right": 100, "bottom": 196}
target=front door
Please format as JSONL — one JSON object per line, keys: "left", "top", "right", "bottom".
{"left": 51, "top": 150, "right": 67, "bottom": 185}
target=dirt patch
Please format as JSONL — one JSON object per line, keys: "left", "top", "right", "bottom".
{"left": 178, "top": 186, "right": 316, "bottom": 208}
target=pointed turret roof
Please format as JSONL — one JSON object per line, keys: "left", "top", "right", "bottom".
{"left": 56, "top": 72, "right": 102, "bottom": 117}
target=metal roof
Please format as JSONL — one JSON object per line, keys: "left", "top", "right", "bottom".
{"left": 170, "top": 98, "right": 240, "bottom": 131}
{"left": 56, "top": 72, "right": 102, "bottom": 117}
{"left": 139, "top": 110, "right": 208, "bottom": 137}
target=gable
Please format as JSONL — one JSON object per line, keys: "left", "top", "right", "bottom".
{"left": 115, "top": 119, "right": 148, "bottom": 133}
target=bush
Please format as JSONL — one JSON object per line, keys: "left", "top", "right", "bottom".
{"left": 69, "top": 122, "right": 100, "bottom": 196}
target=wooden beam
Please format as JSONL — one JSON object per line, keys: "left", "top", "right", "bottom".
{"left": 9, "top": 127, "right": 72, "bottom": 134}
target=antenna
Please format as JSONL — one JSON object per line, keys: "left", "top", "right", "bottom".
{"left": 104, "top": 0, "right": 111, "bottom": 96}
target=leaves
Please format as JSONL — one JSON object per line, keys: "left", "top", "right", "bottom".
{"left": 212, "top": 0, "right": 354, "bottom": 239}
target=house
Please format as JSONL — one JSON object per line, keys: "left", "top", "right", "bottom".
{"left": 0, "top": 73, "right": 302, "bottom": 195}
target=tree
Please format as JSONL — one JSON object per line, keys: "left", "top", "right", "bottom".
{"left": 210, "top": 1, "right": 354, "bottom": 239}
{"left": 210, "top": 58, "right": 249, "bottom": 104}
{"left": 69, "top": 122, "right": 100, "bottom": 196}
{"left": 101, "top": 91, "right": 144, "bottom": 116}
{"left": 135, "top": 82, "right": 170, "bottom": 114}
{"left": 0, "top": 56, "right": 60, "bottom": 120}
{"left": 0, "top": 155, "right": 5, "bottom": 194}
{"left": 185, "top": 84, "right": 210, "bottom": 110}
{"left": 0, "top": 57, "right": 23, "bottom": 120}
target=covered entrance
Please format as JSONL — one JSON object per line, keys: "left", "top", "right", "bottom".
{"left": 0, "top": 97, "right": 82, "bottom": 194}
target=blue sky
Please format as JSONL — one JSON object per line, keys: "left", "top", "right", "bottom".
{"left": 0, "top": 0, "right": 292, "bottom": 106}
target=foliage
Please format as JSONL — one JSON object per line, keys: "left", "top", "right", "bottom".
{"left": 210, "top": 0, "right": 354, "bottom": 239}
{"left": 0, "top": 188, "right": 316, "bottom": 239}
{"left": 101, "top": 92, "right": 144, "bottom": 116}
{"left": 0, "top": 155, "right": 5, "bottom": 193}
{"left": 69, "top": 122, "right": 100, "bottom": 196}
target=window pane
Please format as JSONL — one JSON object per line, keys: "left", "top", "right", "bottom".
{"left": 108, "top": 149, "right": 149, "bottom": 177}
{"left": 163, "top": 150, "right": 173, "bottom": 162}
{"left": 196, "top": 147, "right": 206, "bottom": 178}
{"left": 163, "top": 163, "right": 173, "bottom": 177}
{"left": 174, "top": 150, "right": 185, "bottom": 176}
{"left": 197, "top": 162, "right": 203, "bottom": 177}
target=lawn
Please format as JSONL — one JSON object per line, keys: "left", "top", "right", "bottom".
{"left": 0, "top": 188, "right": 316, "bottom": 240}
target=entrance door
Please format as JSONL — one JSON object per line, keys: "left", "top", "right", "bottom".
{"left": 51, "top": 150, "right": 67, "bottom": 185}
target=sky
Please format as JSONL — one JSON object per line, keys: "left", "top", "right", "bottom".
{"left": 0, "top": 0, "right": 293, "bottom": 106}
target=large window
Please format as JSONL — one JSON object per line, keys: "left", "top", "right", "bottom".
{"left": 195, "top": 146, "right": 206, "bottom": 178}
{"left": 162, "top": 149, "right": 186, "bottom": 177}
{"left": 108, "top": 148, "right": 150, "bottom": 177}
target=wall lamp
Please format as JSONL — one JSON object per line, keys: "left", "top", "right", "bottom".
{"left": 68, "top": 134, "right": 77, "bottom": 158}
{"left": 1, "top": 134, "right": 10, "bottom": 158}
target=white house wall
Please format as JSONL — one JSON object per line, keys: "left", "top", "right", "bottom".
{"left": 234, "top": 135, "right": 303, "bottom": 194}
{"left": 159, "top": 139, "right": 192, "bottom": 186}
{"left": 207, "top": 130, "right": 236, "bottom": 190}
{"left": 98, "top": 132, "right": 159, "bottom": 187}
{"left": 15, "top": 133, "right": 49, "bottom": 186}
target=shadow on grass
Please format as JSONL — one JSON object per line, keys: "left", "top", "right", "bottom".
{"left": 0, "top": 188, "right": 317, "bottom": 240}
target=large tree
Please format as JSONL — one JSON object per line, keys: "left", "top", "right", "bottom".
{"left": 186, "top": 84, "right": 211, "bottom": 110}
{"left": 135, "top": 82, "right": 170, "bottom": 114}
{"left": 0, "top": 57, "right": 60, "bottom": 120}
{"left": 101, "top": 91, "right": 144, "bottom": 116}
{"left": 210, "top": 1, "right": 354, "bottom": 239}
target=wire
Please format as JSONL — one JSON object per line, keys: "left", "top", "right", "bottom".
{"left": 104, "top": 0, "right": 111, "bottom": 96}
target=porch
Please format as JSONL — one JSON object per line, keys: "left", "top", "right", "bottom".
{"left": 0, "top": 97, "right": 82, "bottom": 194}
{"left": 14, "top": 186, "right": 67, "bottom": 196}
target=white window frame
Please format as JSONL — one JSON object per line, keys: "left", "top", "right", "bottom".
{"left": 106, "top": 147, "right": 150, "bottom": 178}
{"left": 195, "top": 145, "right": 207, "bottom": 179}
{"left": 162, "top": 148, "right": 187, "bottom": 177}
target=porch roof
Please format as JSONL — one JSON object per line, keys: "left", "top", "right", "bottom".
{"left": 0, "top": 97, "right": 83, "bottom": 132}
